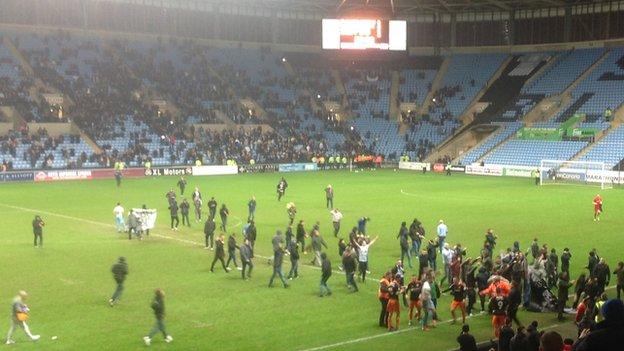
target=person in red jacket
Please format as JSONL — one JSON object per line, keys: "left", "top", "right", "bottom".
{"left": 593, "top": 194, "right": 603, "bottom": 221}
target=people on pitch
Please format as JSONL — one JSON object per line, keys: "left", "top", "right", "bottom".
{"left": 168, "top": 199, "right": 179, "bottom": 230}
{"left": 127, "top": 209, "right": 142, "bottom": 240}
{"left": 207, "top": 197, "right": 217, "bottom": 219}
{"left": 287, "top": 239, "right": 300, "bottom": 280}
{"left": 210, "top": 234, "right": 229, "bottom": 273}
{"left": 5, "top": 291, "right": 40, "bottom": 344}
{"left": 443, "top": 277, "right": 467, "bottom": 324}
{"left": 593, "top": 194, "right": 603, "bottom": 221}
{"left": 397, "top": 222, "right": 412, "bottom": 269}
{"left": 204, "top": 217, "right": 216, "bottom": 250}
{"left": 109, "top": 257, "right": 128, "bottom": 307}
{"left": 219, "top": 204, "right": 229, "bottom": 232}
{"left": 356, "top": 236, "right": 378, "bottom": 282}
{"left": 225, "top": 233, "right": 241, "bottom": 271}
{"left": 142, "top": 288, "right": 172, "bottom": 346}
{"left": 437, "top": 219, "right": 448, "bottom": 254}
{"left": 32, "top": 215, "right": 44, "bottom": 248}
{"left": 330, "top": 208, "right": 343, "bottom": 237}
{"left": 240, "top": 238, "right": 253, "bottom": 280}
{"left": 319, "top": 252, "right": 332, "bottom": 297}
{"left": 286, "top": 202, "right": 297, "bottom": 225}
{"left": 176, "top": 176, "right": 186, "bottom": 195}
{"left": 180, "top": 198, "right": 191, "bottom": 227}
{"left": 386, "top": 276, "right": 402, "bottom": 331}
{"left": 113, "top": 203, "right": 125, "bottom": 233}
{"left": 192, "top": 187, "right": 202, "bottom": 203}
{"left": 406, "top": 275, "right": 422, "bottom": 326}
{"left": 342, "top": 247, "right": 358, "bottom": 292}
{"left": 165, "top": 189, "right": 176, "bottom": 206}
{"left": 325, "top": 184, "right": 334, "bottom": 209}
{"left": 277, "top": 177, "right": 288, "bottom": 201}
{"left": 268, "top": 242, "right": 289, "bottom": 288}
{"left": 247, "top": 196, "right": 256, "bottom": 221}
{"left": 310, "top": 229, "right": 328, "bottom": 266}
{"left": 193, "top": 196, "right": 202, "bottom": 223}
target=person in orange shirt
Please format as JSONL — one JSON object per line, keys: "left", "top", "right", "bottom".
{"left": 406, "top": 275, "right": 422, "bottom": 326}
{"left": 593, "top": 194, "right": 603, "bottom": 221}
{"left": 378, "top": 272, "right": 392, "bottom": 328}
{"left": 479, "top": 276, "right": 511, "bottom": 298}
{"left": 386, "top": 277, "right": 403, "bottom": 332}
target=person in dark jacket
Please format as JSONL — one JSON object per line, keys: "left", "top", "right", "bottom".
{"left": 310, "top": 230, "right": 328, "bottom": 266}
{"left": 456, "top": 324, "right": 478, "bottom": 351}
{"left": 418, "top": 250, "right": 429, "bottom": 279}
{"left": 397, "top": 222, "right": 412, "bottom": 268}
{"left": 168, "top": 200, "right": 179, "bottom": 230}
{"left": 240, "top": 239, "right": 253, "bottom": 280}
{"left": 225, "top": 233, "right": 240, "bottom": 270}
{"left": 203, "top": 217, "right": 216, "bottom": 250}
{"left": 268, "top": 244, "right": 289, "bottom": 288}
{"left": 561, "top": 248, "right": 572, "bottom": 274}
{"left": 510, "top": 326, "right": 528, "bottom": 351}
{"left": 219, "top": 204, "right": 229, "bottom": 232}
{"left": 476, "top": 267, "right": 490, "bottom": 312}
{"left": 499, "top": 318, "right": 515, "bottom": 351}
{"left": 614, "top": 261, "right": 624, "bottom": 300}
{"left": 32, "top": 215, "right": 44, "bottom": 247}
{"left": 573, "top": 273, "right": 587, "bottom": 309}
{"left": 508, "top": 280, "right": 522, "bottom": 326}
{"left": 287, "top": 240, "right": 300, "bottom": 279}
{"left": 343, "top": 247, "right": 358, "bottom": 292}
{"left": 109, "top": 257, "right": 128, "bottom": 307}
{"left": 143, "top": 288, "right": 172, "bottom": 346}
{"left": 296, "top": 220, "right": 307, "bottom": 254}
{"left": 207, "top": 197, "right": 217, "bottom": 219}
{"left": 247, "top": 221, "right": 257, "bottom": 249}
{"left": 210, "top": 234, "right": 229, "bottom": 273}
{"left": 573, "top": 298, "right": 624, "bottom": 351}
{"left": 319, "top": 252, "right": 332, "bottom": 297}
{"left": 526, "top": 321, "right": 540, "bottom": 351}
{"left": 176, "top": 177, "right": 186, "bottom": 195}
{"left": 180, "top": 199, "right": 190, "bottom": 227}
{"left": 427, "top": 239, "right": 438, "bottom": 271}
{"left": 557, "top": 271, "right": 574, "bottom": 321}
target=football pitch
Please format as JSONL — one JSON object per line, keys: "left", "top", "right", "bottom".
{"left": 0, "top": 169, "right": 621, "bottom": 350}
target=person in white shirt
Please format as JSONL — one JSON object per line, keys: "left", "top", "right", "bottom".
{"left": 420, "top": 275, "right": 436, "bottom": 331}
{"left": 330, "top": 208, "right": 343, "bottom": 237}
{"left": 355, "top": 236, "right": 378, "bottom": 282}
{"left": 436, "top": 220, "right": 448, "bottom": 254}
{"left": 113, "top": 203, "right": 125, "bottom": 233}
{"left": 441, "top": 243, "right": 455, "bottom": 286}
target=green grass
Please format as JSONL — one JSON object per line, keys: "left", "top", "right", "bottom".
{"left": 0, "top": 170, "right": 621, "bottom": 350}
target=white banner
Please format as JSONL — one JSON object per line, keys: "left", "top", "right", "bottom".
{"left": 191, "top": 165, "right": 238, "bottom": 176}
{"left": 398, "top": 161, "right": 431, "bottom": 171}
{"left": 132, "top": 208, "right": 157, "bottom": 231}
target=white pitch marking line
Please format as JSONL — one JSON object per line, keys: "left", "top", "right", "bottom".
{"left": 0, "top": 203, "right": 374, "bottom": 281}
{"left": 298, "top": 312, "right": 486, "bottom": 351}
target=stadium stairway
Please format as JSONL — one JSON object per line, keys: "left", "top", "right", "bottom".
{"left": 426, "top": 55, "right": 511, "bottom": 162}
{"left": 3, "top": 36, "right": 75, "bottom": 110}
{"left": 389, "top": 70, "right": 400, "bottom": 121}
{"left": 0, "top": 105, "right": 26, "bottom": 126}
{"left": 560, "top": 49, "right": 610, "bottom": 97}
{"left": 419, "top": 56, "right": 451, "bottom": 115}
{"left": 524, "top": 93, "right": 572, "bottom": 125}
{"left": 474, "top": 124, "right": 520, "bottom": 164}
{"left": 330, "top": 68, "right": 352, "bottom": 118}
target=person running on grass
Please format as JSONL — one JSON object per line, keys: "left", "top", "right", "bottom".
{"left": 319, "top": 252, "right": 332, "bottom": 297}
{"left": 356, "top": 236, "right": 379, "bottom": 283}
{"left": 268, "top": 243, "right": 289, "bottom": 288}
{"left": 210, "top": 234, "right": 229, "bottom": 273}
{"left": 443, "top": 277, "right": 467, "bottom": 324}
{"left": 143, "top": 288, "right": 172, "bottom": 346}
{"left": 5, "top": 291, "right": 40, "bottom": 345}
{"left": 109, "top": 257, "right": 128, "bottom": 307}
{"left": 225, "top": 233, "right": 241, "bottom": 271}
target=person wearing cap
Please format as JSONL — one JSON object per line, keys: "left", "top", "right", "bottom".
{"left": 109, "top": 257, "right": 129, "bottom": 306}
{"left": 436, "top": 220, "right": 448, "bottom": 254}
{"left": 32, "top": 215, "right": 44, "bottom": 248}
{"left": 5, "top": 291, "right": 40, "bottom": 344}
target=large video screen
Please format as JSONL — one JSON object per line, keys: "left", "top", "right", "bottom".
{"left": 322, "top": 19, "right": 406, "bottom": 51}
